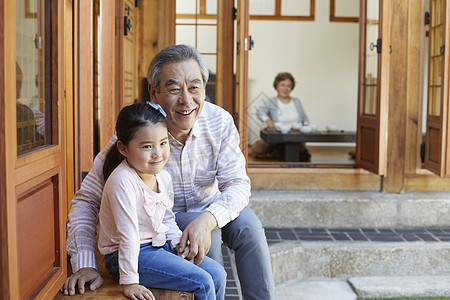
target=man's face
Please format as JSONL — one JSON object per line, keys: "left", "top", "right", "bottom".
{"left": 150, "top": 59, "right": 206, "bottom": 142}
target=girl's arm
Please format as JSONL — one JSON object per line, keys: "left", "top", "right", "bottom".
{"left": 103, "top": 175, "right": 141, "bottom": 285}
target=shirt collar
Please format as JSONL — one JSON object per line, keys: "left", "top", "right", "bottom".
{"left": 168, "top": 121, "right": 200, "bottom": 146}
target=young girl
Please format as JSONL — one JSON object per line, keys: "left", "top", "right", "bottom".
{"left": 98, "top": 103, "right": 226, "bottom": 300}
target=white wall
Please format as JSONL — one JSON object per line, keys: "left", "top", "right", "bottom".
{"left": 247, "top": 1, "right": 359, "bottom": 144}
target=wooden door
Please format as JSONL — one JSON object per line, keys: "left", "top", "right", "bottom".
{"left": 235, "top": 0, "right": 250, "bottom": 154}
{"left": 74, "top": 0, "right": 117, "bottom": 190}
{"left": 424, "top": 0, "right": 450, "bottom": 175}
{"left": 122, "top": 0, "right": 139, "bottom": 107}
{"left": 355, "top": 0, "right": 389, "bottom": 175}
{"left": 0, "top": 0, "right": 67, "bottom": 298}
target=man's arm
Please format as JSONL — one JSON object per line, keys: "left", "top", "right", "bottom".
{"left": 179, "top": 110, "right": 251, "bottom": 264}
{"left": 206, "top": 111, "right": 251, "bottom": 228}
{"left": 177, "top": 211, "right": 217, "bottom": 265}
{"left": 62, "top": 135, "right": 117, "bottom": 295}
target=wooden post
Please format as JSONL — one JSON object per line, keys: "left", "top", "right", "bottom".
{"left": 383, "top": 0, "right": 409, "bottom": 192}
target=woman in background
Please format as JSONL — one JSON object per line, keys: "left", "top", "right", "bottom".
{"left": 251, "top": 72, "right": 310, "bottom": 161}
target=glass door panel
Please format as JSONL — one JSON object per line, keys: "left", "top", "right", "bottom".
{"left": 428, "top": 0, "right": 444, "bottom": 117}
{"left": 16, "top": 0, "right": 52, "bottom": 155}
{"left": 175, "top": 0, "right": 218, "bottom": 105}
{"left": 356, "top": 0, "right": 387, "bottom": 175}
{"left": 362, "top": 0, "right": 379, "bottom": 116}
{"left": 424, "top": 0, "right": 447, "bottom": 174}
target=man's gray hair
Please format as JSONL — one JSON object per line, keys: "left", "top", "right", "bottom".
{"left": 147, "top": 44, "right": 209, "bottom": 93}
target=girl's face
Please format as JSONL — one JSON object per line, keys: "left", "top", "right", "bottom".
{"left": 118, "top": 123, "right": 170, "bottom": 178}
{"left": 275, "top": 79, "right": 293, "bottom": 99}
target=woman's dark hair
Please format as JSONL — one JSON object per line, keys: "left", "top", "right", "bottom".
{"left": 103, "top": 103, "right": 167, "bottom": 181}
{"left": 273, "top": 72, "right": 296, "bottom": 90}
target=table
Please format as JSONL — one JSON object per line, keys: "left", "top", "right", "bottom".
{"left": 260, "top": 129, "right": 356, "bottom": 162}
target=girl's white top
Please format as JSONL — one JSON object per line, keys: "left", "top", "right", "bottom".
{"left": 98, "top": 159, "right": 182, "bottom": 285}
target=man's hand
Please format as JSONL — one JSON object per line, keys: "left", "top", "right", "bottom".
{"left": 61, "top": 267, "right": 104, "bottom": 295}
{"left": 177, "top": 211, "right": 217, "bottom": 265}
{"left": 123, "top": 284, "right": 155, "bottom": 300}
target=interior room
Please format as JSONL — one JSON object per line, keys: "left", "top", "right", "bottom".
{"left": 246, "top": 0, "right": 360, "bottom": 166}
{"left": 176, "top": 0, "right": 361, "bottom": 166}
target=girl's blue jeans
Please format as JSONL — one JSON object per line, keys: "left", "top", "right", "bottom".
{"left": 105, "top": 242, "right": 226, "bottom": 300}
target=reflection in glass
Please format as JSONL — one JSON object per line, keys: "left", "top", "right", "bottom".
{"left": 16, "top": 0, "right": 51, "bottom": 155}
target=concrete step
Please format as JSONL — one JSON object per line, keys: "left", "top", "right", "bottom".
{"left": 269, "top": 241, "right": 450, "bottom": 285}
{"left": 250, "top": 190, "right": 450, "bottom": 228}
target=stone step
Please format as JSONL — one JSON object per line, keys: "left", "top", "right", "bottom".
{"left": 276, "top": 278, "right": 358, "bottom": 300}
{"left": 250, "top": 190, "right": 450, "bottom": 228}
{"left": 348, "top": 276, "right": 450, "bottom": 299}
{"left": 275, "top": 276, "right": 450, "bottom": 299}
{"left": 269, "top": 241, "right": 450, "bottom": 286}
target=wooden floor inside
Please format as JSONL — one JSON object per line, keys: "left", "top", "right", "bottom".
{"left": 248, "top": 145, "right": 356, "bottom": 166}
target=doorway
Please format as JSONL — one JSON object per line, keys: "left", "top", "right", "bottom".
{"left": 246, "top": 0, "right": 359, "bottom": 167}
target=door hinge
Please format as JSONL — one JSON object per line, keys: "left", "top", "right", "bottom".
{"left": 135, "top": 0, "right": 139, "bottom": 7}
{"left": 425, "top": 11, "right": 430, "bottom": 25}
{"left": 232, "top": 7, "right": 237, "bottom": 20}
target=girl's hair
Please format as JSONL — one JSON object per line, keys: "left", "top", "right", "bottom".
{"left": 103, "top": 103, "right": 167, "bottom": 181}
{"left": 147, "top": 44, "right": 209, "bottom": 93}
{"left": 273, "top": 72, "right": 296, "bottom": 91}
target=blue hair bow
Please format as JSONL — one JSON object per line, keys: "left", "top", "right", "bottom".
{"left": 146, "top": 101, "right": 167, "bottom": 118}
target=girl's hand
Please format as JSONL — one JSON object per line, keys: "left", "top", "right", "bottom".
{"left": 123, "top": 284, "right": 155, "bottom": 300}
{"left": 176, "top": 243, "right": 194, "bottom": 263}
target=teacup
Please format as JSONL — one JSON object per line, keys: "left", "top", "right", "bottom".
{"left": 277, "top": 123, "right": 292, "bottom": 134}
{"left": 326, "top": 125, "right": 339, "bottom": 132}
{"left": 291, "top": 123, "right": 302, "bottom": 130}
{"left": 300, "top": 126, "right": 312, "bottom": 133}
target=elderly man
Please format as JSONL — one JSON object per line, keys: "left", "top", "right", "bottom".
{"left": 63, "top": 44, "right": 276, "bottom": 299}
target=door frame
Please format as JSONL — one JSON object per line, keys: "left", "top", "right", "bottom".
{"left": 0, "top": 0, "right": 67, "bottom": 298}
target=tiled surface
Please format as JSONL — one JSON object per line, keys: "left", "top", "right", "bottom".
{"left": 224, "top": 227, "right": 450, "bottom": 300}
{"left": 222, "top": 246, "right": 242, "bottom": 300}
{"left": 264, "top": 227, "right": 450, "bottom": 244}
